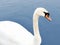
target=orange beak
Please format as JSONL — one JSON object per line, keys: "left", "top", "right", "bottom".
{"left": 45, "top": 14, "right": 52, "bottom": 21}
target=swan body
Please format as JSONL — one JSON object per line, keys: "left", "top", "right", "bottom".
{"left": 0, "top": 7, "right": 51, "bottom": 45}
{"left": 0, "top": 21, "right": 34, "bottom": 45}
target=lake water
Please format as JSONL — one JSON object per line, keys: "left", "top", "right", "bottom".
{"left": 0, "top": 0, "right": 60, "bottom": 45}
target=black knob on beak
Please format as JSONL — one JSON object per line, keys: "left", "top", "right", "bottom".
{"left": 44, "top": 12, "right": 52, "bottom": 21}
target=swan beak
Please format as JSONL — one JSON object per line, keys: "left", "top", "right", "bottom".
{"left": 45, "top": 14, "right": 52, "bottom": 21}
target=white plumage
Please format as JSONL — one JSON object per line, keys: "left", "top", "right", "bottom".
{"left": 0, "top": 7, "right": 51, "bottom": 45}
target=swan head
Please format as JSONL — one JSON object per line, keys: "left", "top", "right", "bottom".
{"left": 36, "top": 7, "right": 52, "bottom": 21}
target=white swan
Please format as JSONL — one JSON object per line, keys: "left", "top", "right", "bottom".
{"left": 0, "top": 7, "right": 52, "bottom": 45}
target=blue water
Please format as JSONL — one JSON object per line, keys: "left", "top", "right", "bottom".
{"left": 0, "top": 0, "right": 60, "bottom": 45}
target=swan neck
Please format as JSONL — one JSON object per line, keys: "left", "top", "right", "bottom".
{"left": 33, "top": 13, "right": 40, "bottom": 39}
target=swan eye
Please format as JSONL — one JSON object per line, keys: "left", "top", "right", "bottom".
{"left": 44, "top": 12, "right": 50, "bottom": 17}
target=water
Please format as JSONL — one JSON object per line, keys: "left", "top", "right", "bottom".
{"left": 0, "top": 0, "right": 60, "bottom": 45}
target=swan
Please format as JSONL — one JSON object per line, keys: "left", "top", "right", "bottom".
{"left": 0, "top": 7, "right": 52, "bottom": 45}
